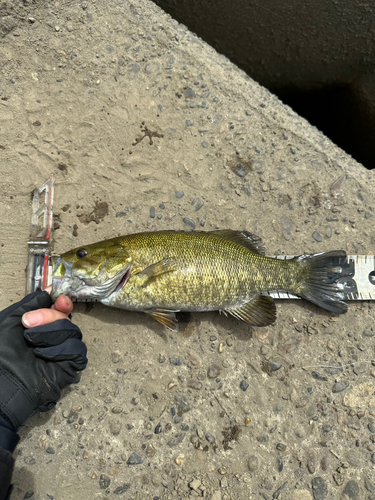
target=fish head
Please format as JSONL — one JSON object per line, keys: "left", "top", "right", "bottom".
{"left": 51, "top": 239, "right": 132, "bottom": 301}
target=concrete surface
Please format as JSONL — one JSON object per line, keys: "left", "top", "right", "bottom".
{"left": 0, "top": 0, "right": 375, "bottom": 499}
{"left": 153, "top": 0, "right": 375, "bottom": 169}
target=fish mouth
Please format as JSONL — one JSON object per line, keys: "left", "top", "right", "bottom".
{"left": 51, "top": 258, "right": 131, "bottom": 302}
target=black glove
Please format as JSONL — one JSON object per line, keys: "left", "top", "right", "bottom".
{"left": 0, "top": 290, "right": 87, "bottom": 432}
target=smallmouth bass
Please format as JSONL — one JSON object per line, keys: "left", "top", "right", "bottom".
{"left": 51, "top": 230, "right": 347, "bottom": 331}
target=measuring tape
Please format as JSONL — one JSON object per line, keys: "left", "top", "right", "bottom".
{"left": 26, "top": 177, "right": 375, "bottom": 302}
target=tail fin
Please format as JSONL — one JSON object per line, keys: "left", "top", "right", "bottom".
{"left": 296, "top": 251, "right": 348, "bottom": 314}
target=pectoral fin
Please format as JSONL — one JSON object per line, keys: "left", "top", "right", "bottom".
{"left": 136, "top": 258, "right": 177, "bottom": 288}
{"left": 146, "top": 309, "right": 191, "bottom": 332}
{"left": 226, "top": 294, "right": 276, "bottom": 326}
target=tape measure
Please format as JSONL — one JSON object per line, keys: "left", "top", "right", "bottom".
{"left": 26, "top": 177, "right": 375, "bottom": 302}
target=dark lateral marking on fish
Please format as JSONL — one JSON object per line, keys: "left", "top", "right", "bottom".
{"left": 132, "top": 121, "right": 164, "bottom": 146}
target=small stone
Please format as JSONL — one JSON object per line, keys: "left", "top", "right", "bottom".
{"left": 99, "top": 475, "right": 111, "bottom": 489}
{"left": 369, "top": 423, "right": 375, "bottom": 433}
{"left": 175, "top": 191, "right": 184, "bottom": 199}
{"left": 184, "top": 88, "right": 196, "bottom": 98}
{"left": 276, "top": 443, "right": 286, "bottom": 452}
{"left": 187, "top": 380, "right": 202, "bottom": 390}
{"left": 311, "top": 477, "right": 328, "bottom": 500}
{"left": 269, "top": 362, "right": 282, "bottom": 372}
{"left": 24, "top": 492, "right": 34, "bottom": 499}
{"left": 114, "top": 484, "right": 130, "bottom": 494}
{"left": 127, "top": 452, "right": 144, "bottom": 465}
{"left": 109, "top": 420, "right": 122, "bottom": 436}
{"left": 371, "top": 453, "right": 375, "bottom": 464}
{"left": 341, "top": 480, "right": 359, "bottom": 499}
{"left": 159, "top": 354, "right": 166, "bottom": 363}
{"left": 201, "top": 141, "right": 209, "bottom": 148}
{"left": 154, "top": 423, "right": 162, "bottom": 434}
{"left": 46, "top": 447, "right": 55, "bottom": 454}
{"left": 183, "top": 217, "right": 195, "bottom": 229}
{"left": 170, "top": 356, "right": 182, "bottom": 366}
{"left": 207, "top": 365, "right": 221, "bottom": 378}
{"left": 332, "top": 381, "right": 350, "bottom": 393}
{"left": 235, "top": 164, "right": 245, "bottom": 177}
{"left": 175, "top": 394, "right": 191, "bottom": 414}
{"left": 247, "top": 455, "right": 259, "bottom": 472}
{"left": 112, "top": 407, "right": 123, "bottom": 414}
{"left": 186, "top": 120, "right": 194, "bottom": 126}
{"left": 245, "top": 109, "right": 252, "bottom": 116}
{"left": 167, "top": 433, "right": 186, "bottom": 447}
{"left": 111, "top": 351, "right": 122, "bottom": 363}
{"left": 312, "top": 371, "right": 328, "bottom": 381}
{"left": 150, "top": 206, "right": 155, "bottom": 218}
{"left": 240, "top": 380, "right": 249, "bottom": 391}
{"left": 312, "top": 231, "right": 323, "bottom": 242}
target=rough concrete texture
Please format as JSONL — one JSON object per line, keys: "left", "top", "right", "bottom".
{"left": 154, "top": 0, "right": 375, "bottom": 169}
{"left": 0, "top": 1, "right": 375, "bottom": 499}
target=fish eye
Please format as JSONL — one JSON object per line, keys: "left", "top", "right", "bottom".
{"left": 76, "top": 248, "right": 88, "bottom": 258}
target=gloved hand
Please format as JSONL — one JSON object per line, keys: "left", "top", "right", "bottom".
{"left": 0, "top": 290, "right": 87, "bottom": 432}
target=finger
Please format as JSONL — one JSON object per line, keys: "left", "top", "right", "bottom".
{"left": 24, "top": 319, "right": 82, "bottom": 346}
{"left": 51, "top": 295, "right": 73, "bottom": 315}
{"left": 22, "top": 308, "right": 71, "bottom": 328}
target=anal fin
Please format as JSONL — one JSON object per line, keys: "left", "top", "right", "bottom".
{"left": 146, "top": 309, "right": 191, "bottom": 332}
{"left": 226, "top": 294, "right": 276, "bottom": 327}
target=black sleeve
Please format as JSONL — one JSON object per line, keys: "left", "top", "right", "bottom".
{"left": 0, "top": 448, "right": 14, "bottom": 500}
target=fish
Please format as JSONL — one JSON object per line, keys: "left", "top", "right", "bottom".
{"left": 51, "top": 230, "right": 348, "bottom": 331}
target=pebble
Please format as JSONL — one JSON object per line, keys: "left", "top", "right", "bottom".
{"left": 170, "top": 356, "right": 182, "bottom": 366}
{"left": 175, "top": 394, "right": 191, "bottom": 414}
{"left": 127, "top": 452, "right": 144, "bottom": 465}
{"left": 112, "top": 406, "right": 123, "bottom": 414}
{"left": 281, "top": 215, "right": 294, "bottom": 240}
{"left": 183, "top": 217, "right": 196, "bottom": 229}
{"left": 175, "top": 191, "right": 184, "bottom": 199}
{"left": 312, "top": 371, "right": 328, "bottom": 381}
{"left": 332, "top": 381, "right": 349, "bottom": 393}
{"left": 99, "top": 475, "right": 111, "bottom": 489}
{"left": 369, "top": 423, "right": 375, "bottom": 433}
{"left": 114, "top": 484, "right": 130, "bottom": 494}
{"left": 109, "top": 420, "right": 122, "bottom": 436}
{"left": 187, "top": 379, "right": 202, "bottom": 390}
{"left": 312, "top": 231, "right": 323, "bottom": 242}
{"left": 276, "top": 443, "right": 286, "bottom": 451}
{"left": 154, "top": 423, "right": 162, "bottom": 434}
{"left": 311, "top": 477, "right": 328, "bottom": 500}
{"left": 189, "top": 478, "right": 201, "bottom": 490}
{"left": 201, "top": 140, "right": 209, "bottom": 148}
{"left": 46, "top": 447, "right": 55, "bottom": 454}
{"left": 167, "top": 432, "right": 186, "bottom": 447}
{"left": 24, "top": 492, "right": 34, "bottom": 499}
{"left": 240, "top": 380, "right": 249, "bottom": 391}
{"left": 150, "top": 206, "right": 155, "bottom": 218}
{"left": 207, "top": 365, "right": 221, "bottom": 378}
{"left": 111, "top": 351, "right": 122, "bottom": 363}
{"left": 235, "top": 164, "right": 245, "bottom": 177}
{"left": 245, "top": 109, "right": 252, "bottom": 116}
{"left": 186, "top": 120, "right": 194, "bottom": 126}
{"left": 247, "top": 455, "right": 259, "bottom": 471}
{"left": 341, "top": 480, "right": 359, "bottom": 499}
{"left": 191, "top": 197, "right": 204, "bottom": 211}
{"left": 159, "top": 354, "right": 166, "bottom": 363}
{"left": 269, "top": 362, "right": 282, "bottom": 372}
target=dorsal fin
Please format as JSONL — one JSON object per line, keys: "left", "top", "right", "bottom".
{"left": 210, "top": 230, "right": 265, "bottom": 255}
